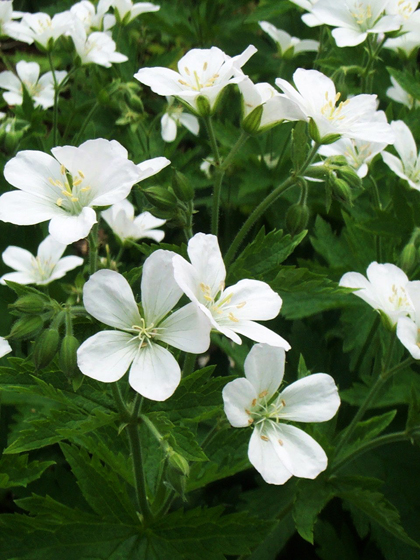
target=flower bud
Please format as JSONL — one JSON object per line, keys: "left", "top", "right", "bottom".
{"left": 59, "top": 335, "right": 80, "bottom": 378}
{"left": 320, "top": 133, "right": 342, "bottom": 145}
{"left": 167, "top": 448, "right": 190, "bottom": 477}
{"left": 337, "top": 166, "right": 362, "bottom": 189}
{"left": 400, "top": 242, "right": 417, "bottom": 274}
{"left": 11, "top": 294, "right": 48, "bottom": 315}
{"left": 305, "top": 165, "right": 330, "bottom": 180}
{"left": 241, "top": 104, "right": 263, "bottom": 134}
{"left": 331, "top": 177, "right": 353, "bottom": 205}
{"left": 33, "top": 328, "right": 60, "bottom": 370}
{"left": 172, "top": 169, "right": 194, "bottom": 202}
{"left": 143, "top": 186, "right": 177, "bottom": 211}
{"left": 286, "top": 203, "right": 309, "bottom": 237}
{"left": 196, "top": 95, "right": 211, "bottom": 117}
{"left": 9, "top": 315, "right": 44, "bottom": 341}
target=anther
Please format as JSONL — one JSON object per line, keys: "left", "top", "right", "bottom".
{"left": 251, "top": 398, "right": 257, "bottom": 407}
{"left": 78, "top": 170, "right": 85, "bottom": 178}
{"left": 60, "top": 164, "right": 66, "bottom": 175}
{"left": 259, "top": 390, "right": 268, "bottom": 399}
{"left": 260, "top": 435, "right": 269, "bottom": 441}
{"left": 228, "top": 312, "right": 239, "bottom": 322}
{"left": 236, "top": 302, "right": 246, "bottom": 308}
{"left": 203, "top": 62, "right": 208, "bottom": 71}
{"left": 278, "top": 439, "right": 283, "bottom": 446}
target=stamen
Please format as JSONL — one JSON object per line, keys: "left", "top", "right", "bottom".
{"left": 60, "top": 164, "right": 66, "bottom": 175}
{"left": 278, "top": 439, "right": 283, "bottom": 446}
{"left": 178, "top": 79, "right": 189, "bottom": 86}
{"left": 56, "top": 198, "right": 63, "bottom": 207}
{"left": 236, "top": 302, "right": 246, "bottom": 308}
{"left": 80, "top": 186, "right": 91, "bottom": 192}
{"left": 260, "top": 435, "right": 269, "bottom": 441}
{"left": 70, "top": 197, "right": 79, "bottom": 202}
{"left": 251, "top": 398, "right": 257, "bottom": 407}
{"left": 228, "top": 312, "right": 239, "bottom": 322}
{"left": 78, "top": 170, "right": 85, "bottom": 178}
{"left": 203, "top": 62, "right": 208, "bottom": 71}
{"left": 73, "top": 177, "right": 82, "bottom": 186}
{"left": 259, "top": 390, "right": 268, "bottom": 399}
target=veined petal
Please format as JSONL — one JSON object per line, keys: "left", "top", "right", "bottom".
{"left": 396, "top": 316, "right": 420, "bottom": 359}
{"left": 232, "top": 320, "right": 291, "bottom": 350}
{"left": 172, "top": 254, "right": 202, "bottom": 305}
{"left": 332, "top": 27, "right": 367, "bottom": 47}
{"left": 0, "top": 337, "right": 12, "bottom": 358}
{"left": 0, "top": 271, "right": 36, "bottom": 285}
{"left": 0, "top": 191, "right": 62, "bottom": 225}
{"left": 77, "top": 330, "right": 138, "bottom": 382}
{"left": 137, "top": 156, "right": 171, "bottom": 181}
{"left": 161, "top": 113, "right": 177, "bottom": 142}
{"left": 248, "top": 427, "right": 293, "bottom": 485}
{"left": 49, "top": 256, "right": 84, "bottom": 282}
{"left": 129, "top": 343, "right": 181, "bottom": 401}
{"left": 2, "top": 245, "right": 33, "bottom": 272}
{"left": 187, "top": 233, "right": 226, "bottom": 299}
{"left": 48, "top": 207, "right": 97, "bottom": 244}
{"left": 83, "top": 269, "right": 141, "bottom": 329}
{"left": 37, "top": 235, "right": 66, "bottom": 264}
{"left": 157, "top": 302, "right": 211, "bottom": 353}
{"left": 382, "top": 151, "right": 407, "bottom": 181}
{"left": 222, "top": 377, "right": 258, "bottom": 428}
{"left": 141, "top": 249, "right": 182, "bottom": 325}
{"left": 244, "top": 343, "right": 285, "bottom": 399}
{"left": 222, "top": 279, "right": 282, "bottom": 321}
{"left": 278, "top": 373, "right": 340, "bottom": 422}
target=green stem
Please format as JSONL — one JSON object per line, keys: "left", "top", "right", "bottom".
{"left": 182, "top": 353, "right": 196, "bottom": 377}
{"left": 47, "top": 51, "right": 59, "bottom": 146}
{"left": 73, "top": 101, "right": 99, "bottom": 146}
{"left": 88, "top": 222, "right": 99, "bottom": 275}
{"left": 352, "top": 314, "right": 380, "bottom": 375}
{"left": 224, "top": 141, "right": 321, "bottom": 266}
{"left": 116, "top": 245, "right": 125, "bottom": 265}
{"left": 203, "top": 116, "right": 222, "bottom": 236}
{"left": 220, "top": 131, "right": 249, "bottom": 171}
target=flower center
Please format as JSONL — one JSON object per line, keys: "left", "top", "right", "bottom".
{"left": 129, "top": 318, "right": 164, "bottom": 348}
{"left": 344, "top": 141, "right": 372, "bottom": 169}
{"left": 49, "top": 165, "right": 92, "bottom": 214}
{"left": 30, "top": 255, "right": 55, "bottom": 283}
{"left": 199, "top": 282, "right": 247, "bottom": 324}
{"left": 350, "top": 2, "right": 373, "bottom": 28}
{"left": 320, "top": 91, "right": 350, "bottom": 122}
{"left": 22, "top": 80, "right": 42, "bottom": 98}
{"left": 388, "top": 284, "right": 410, "bottom": 309}
{"left": 395, "top": 0, "right": 415, "bottom": 18}
{"left": 246, "top": 393, "right": 287, "bottom": 427}
{"left": 178, "top": 62, "right": 220, "bottom": 91}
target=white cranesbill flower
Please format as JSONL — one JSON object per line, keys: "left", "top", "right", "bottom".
{"left": 223, "top": 343, "right": 340, "bottom": 485}
{"left": 0, "top": 1, "right": 23, "bottom": 36}
{"left": 396, "top": 281, "right": 420, "bottom": 359}
{"left": 1, "top": 235, "right": 83, "bottom": 286}
{"left": 77, "top": 250, "right": 211, "bottom": 401}
{"left": 134, "top": 45, "right": 257, "bottom": 115}
{"left": 382, "top": 120, "right": 420, "bottom": 191}
{"left": 70, "top": 0, "right": 115, "bottom": 32}
{"left": 275, "top": 68, "right": 395, "bottom": 144}
{"left": 0, "top": 138, "right": 170, "bottom": 244}
{"left": 102, "top": 199, "right": 166, "bottom": 243}
{"left": 111, "top": 0, "right": 160, "bottom": 24}
{"left": 259, "top": 21, "right": 319, "bottom": 57}
{"left": 172, "top": 233, "right": 291, "bottom": 349}
{"left": 70, "top": 21, "right": 128, "bottom": 67}
{"left": 0, "top": 61, "right": 67, "bottom": 109}
{"left": 5, "top": 11, "right": 70, "bottom": 48}
{"left": 386, "top": 0, "right": 418, "bottom": 19}
{"left": 161, "top": 96, "right": 200, "bottom": 142}
{"left": 339, "top": 262, "right": 415, "bottom": 327}
{"left": 387, "top": 76, "right": 420, "bottom": 109}
{"left": 308, "top": 0, "right": 401, "bottom": 47}
{"left": 384, "top": 28, "right": 420, "bottom": 56}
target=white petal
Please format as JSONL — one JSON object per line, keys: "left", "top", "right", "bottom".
{"left": 178, "top": 113, "right": 199, "bottom": 135}
{"left": 223, "top": 279, "right": 282, "bottom": 321}
{"left": 231, "top": 320, "right": 291, "bottom": 350}
{"left": 391, "top": 120, "right": 417, "bottom": 166}
{"left": 48, "top": 207, "right": 97, "bottom": 244}
{"left": 141, "top": 249, "right": 182, "bottom": 325}
{"left": 244, "top": 343, "right": 285, "bottom": 399}
{"left": 278, "top": 373, "right": 340, "bottom": 422}
{"left": 37, "top": 235, "right": 66, "bottom": 264}
{"left": 332, "top": 27, "right": 367, "bottom": 47}
{"left": 396, "top": 317, "right": 420, "bottom": 359}
{"left": 157, "top": 302, "right": 211, "bottom": 353}
{"left": 382, "top": 152, "right": 407, "bottom": 181}
{"left": 137, "top": 156, "right": 171, "bottom": 181}
{"left": 49, "top": 256, "right": 84, "bottom": 282}
{"left": 83, "top": 269, "right": 141, "bottom": 329}
{"left": 172, "top": 254, "right": 202, "bottom": 305}
{"left": 161, "top": 113, "right": 177, "bottom": 142}
{"left": 248, "top": 427, "right": 293, "bottom": 485}
{"left": 0, "top": 191, "right": 62, "bottom": 226}
{"left": 77, "top": 330, "right": 138, "bottom": 382}
{"left": 187, "top": 233, "right": 226, "bottom": 299}
{"left": 0, "top": 337, "right": 12, "bottom": 358}
{"left": 4, "top": 149, "right": 62, "bottom": 198}
{"left": 134, "top": 67, "right": 186, "bottom": 96}
{"left": 339, "top": 271, "right": 379, "bottom": 309}
{"left": 222, "top": 377, "right": 257, "bottom": 428}
{"left": 0, "top": 271, "right": 35, "bottom": 285}
{"left": 2, "top": 245, "right": 33, "bottom": 272}
{"left": 129, "top": 343, "right": 181, "bottom": 401}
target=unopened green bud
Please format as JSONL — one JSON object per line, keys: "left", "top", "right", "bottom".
{"left": 242, "top": 104, "right": 263, "bottom": 134}
{"left": 400, "top": 243, "right": 417, "bottom": 274}
{"left": 196, "top": 95, "right": 211, "bottom": 117}
{"left": 308, "top": 118, "right": 321, "bottom": 143}
{"left": 97, "top": 88, "right": 111, "bottom": 105}
{"left": 128, "top": 93, "right": 144, "bottom": 112}
{"left": 11, "top": 294, "right": 48, "bottom": 315}
{"left": 60, "top": 335, "right": 80, "bottom": 378}
{"left": 320, "top": 133, "right": 342, "bottom": 145}
{"left": 337, "top": 166, "right": 362, "bottom": 189}
{"left": 327, "top": 155, "right": 348, "bottom": 166}
{"left": 9, "top": 315, "right": 44, "bottom": 341}
{"left": 332, "top": 177, "right": 352, "bottom": 204}
{"left": 305, "top": 165, "right": 330, "bottom": 179}
{"left": 172, "top": 169, "right": 194, "bottom": 201}
{"left": 286, "top": 203, "right": 309, "bottom": 237}
{"left": 143, "top": 186, "right": 177, "bottom": 211}
{"left": 168, "top": 448, "right": 190, "bottom": 476}
{"left": 33, "top": 328, "right": 60, "bottom": 370}
{"left": 148, "top": 207, "right": 175, "bottom": 220}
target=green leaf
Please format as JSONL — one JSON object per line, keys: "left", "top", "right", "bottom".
{"left": 293, "top": 477, "right": 336, "bottom": 544}
{"left": 0, "top": 454, "right": 55, "bottom": 489}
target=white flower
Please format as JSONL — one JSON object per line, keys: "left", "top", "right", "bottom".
{"left": 0, "top": 61, "right": 67, "bottom": 109}
{"left": 171, "top": 233, "right": 291, "bottom": 349}
{"left": 0, "top": 337, "right": 12, "bottom": 359}
{"left": 161, "top": 96, "right": 200, "bottom": 142}
{"left": 134, "top": 45, "right": 257, "bottom": 114}
{"left": 111, "top": 0, "right": 159, "bottom": 23}
{"left": 1, "top": 235, "right": 83, "bottom": 286}
{"left": 102, "top": 199, "right": 166, "bottom": 243}
{"left": 386, "top": 0, "right": 418, "bottom": 18}
{"left": 77, "top": 250, "right": 211, "bottom": 401}
{"left": 70, "top": 21, "right": 127, "bottom": 67}
{"left": 0, "top": 1, "right": 23, "bottom": 36}
{"left": 0, "top": 139, "right": 170, "bottom": 244}
{"left": 384, "top": 9, "right": 420, "bottom": 55}
{"left": 396, "top": 281, "right": 420, "bottom": 359}
{"left": 5, "top": 11, "right": 71, "bottom": 47}
{"left": 223, "top": 343, "right": 340, "bottom": 484}
{"left": 70, "top": 0, "right": 115, "bottom": 32}
{"left": 259, "top": 21, "right": 319, "bottom": 56}
{"left": 339, "top": 262, "right": 415, "bottom": 327}
{"left": 309, "top": 0, "right": 401, "bottom": 47}
{"left": 382, "top": 120, "right": 420, "bottom": 191}
{"left": 387, "top": 76, "right": 420, "bottom": 109}
{"left": 318, "top": 111, "right": 390, "bottom": 177}
{"left": 275, "top": 68, "right": 395, "bottom": 143}
{"left": 238, "top": 77, "right": 306, "bottom": 133}
{"left": 289, "top": 0, "right": 324, "bottom": 26}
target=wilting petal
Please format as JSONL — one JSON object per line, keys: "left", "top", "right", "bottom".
{"left": 223, "top": 377, "right": 257, "bottom": 428}
{"left": 157, "top": 302, "right": 211, "bottom": 353}
{"left": 244, "top": 343, "right": 285, "bottom": 399}
{"left": 248, "top": 427, "right": 293, "bottom": 485}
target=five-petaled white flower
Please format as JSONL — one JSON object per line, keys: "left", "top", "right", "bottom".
{"left": 70, "top": 0, "right": 116, "bottom": 32}
{"left": 339, "top": 262, "right": 415, "bottom": 327}
{"left": 5, "top": 11, "right": 70, "bottom": 48}
{"left": 222, "top": 343, "right": 340, "bottom": 485}
{"left": 1, "top": 235, "right": 83, "bottom": 286}
{"left": 161, "top": 96, "right": 200, "bottom": 142}
{"left": 0, "top": 138, "right": 170, "bottom": 244}
{"left": 0, "top": 61, "right": 67, "bottom": 110}
{"left": 308, "top": 0, "right": 401, "bottom": 47}
{"left": 259, "top": 21, "right": 319, "bottom": 57}
{"left": 70, "top": 20, "right": 128, "bottom": 67}
{"left": 0, "top": 1, "right": 23, "bottom": 37}
{"left": 102, "top": 199, "right": 166, "bottom": 244}
{"left": 382, "top": 120, "right": 420, "bottom": 191}
{"left": 110, "top": 0, "right": 160, "bottom": 24}
{"left": 77, "top": 250, "right": 211, "bottom": 401}
{"left": 134, "top": 45, "right": 257, "bottom": 115}
{"left": 171, "top": 233, "right": 291, "bottom": 349}
{"left": 275, "top": 68, "right": 395, "bottom": 144}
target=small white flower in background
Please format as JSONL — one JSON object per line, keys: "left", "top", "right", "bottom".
{"left": 77, "top": 250, "right": 211, "bottom": 401}
{"left": 384, "top": 9, "right": 420, "bottom": 55}
{"left": 259, "top": 21, "right": 319, "bottom": 57}
{"left": 275, "top": 68, "right": 395, "bottom": 144}
{"left": 382, "top": 120, "right": 420, "bottom": 191}
{"left": 318, "top": 111, "right": 390, "bottom": 178}
{"left": 171, "top": 233, "right": 291, "bottom": 349}
{"left": 70, "top": 0, "right": 115, "bottom": 32}
{"left": 102, "top": 199, "right": 166, "bottom": 244}
{"left": 238, "top": 77, "right": 306, "bottom": 134}
{"left": 161, "top": 96, "right": 200, "bottom": 142}
{"left": 0, "top": 138, "right": 170, "bottom": 244}
{"left": 0, "top": 1, "right": 23, "bottom": 36}
{"left": 396, "top": 281, "right": 420, "bottom": 359}
{"left": 5, "top": 11, "right": 71, "bottom": 48}
{"left": 223, "top": 343, "right": 340, "bottom": 485}
{"left": 0, "top": 235, "right": 83, "bottom": 286}
{"left": 0, "top": 337, "right": 12, "bottom": 359}
{"left": 134, "top": 45, "right": 257, "bottom": 115}
{"left": 0, "top": 61, "right": 67, "bottom": 110}
{"left": 110, "top": 0, "right": 159, "bottom": 24}
{"left": 70, "top": 20, "right": 128, "bottom": 67}
{"left": 289, "top": 0, "right": 323, "bottom": 27}
{"left": 200, "top": 156, "right": 214, "bottom": 178}
{"left": 386, "top": 0, "right": 418, "bottom": 19}
{"left": 387, "top": 76, "right": 420, "bottom": 109}
{"left": 339, "top": 262, "right": 415, "bottom": 327}
{"left": 308, "top": 0, "right": 401, "bottom": 47}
